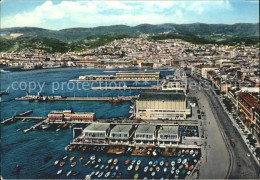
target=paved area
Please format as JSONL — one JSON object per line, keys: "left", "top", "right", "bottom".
{"left": 189, "top": 76, "right": 260, "bottom": 179}
{"left": 188, "top": 80, "right": 230, "bottom": 179}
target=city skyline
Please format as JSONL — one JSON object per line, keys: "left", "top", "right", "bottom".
{"left": 1, "top": 0, "right": 259, "bottom": 30}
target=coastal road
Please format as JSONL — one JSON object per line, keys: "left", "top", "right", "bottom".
{"left": 190, "top": 76, "right": 260, "bottom": 179}
{"left": 203, "top": 86, "right": 260, "bottom": 179}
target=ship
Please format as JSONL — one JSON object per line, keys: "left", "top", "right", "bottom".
{"left": 109, "top": 97, "right": 122, "bottom": 103}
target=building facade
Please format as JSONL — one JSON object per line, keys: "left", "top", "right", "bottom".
{"left": 135, "top": 90, "right": 191, "bottom": 120}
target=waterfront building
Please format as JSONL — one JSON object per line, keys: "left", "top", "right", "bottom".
{"left": 48, "top": 110, "right": 95, "bottom": 122}
{"left": 133, "top": 125, "right": 156, "bottom": 146}
{"left": 82, "top": 123, "right": 111, "bottom": 144}
{"left": 238, "top": 93, "right": 260, "bottom": 143}
{"left": 78, "top": 71, "right": 160, "bottom": 81}
{"left": 157, "top": 126, "right": 180, "bottom": 146}
{"left": 135, "top": 90, "right": 191, "bottom": 120}
{"left": 109, "top": 125, "right": 135, "bottom": 145}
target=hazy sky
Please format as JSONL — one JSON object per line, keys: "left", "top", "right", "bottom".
{"left": 1, "top": 0, "right": 259, "bottom": 30}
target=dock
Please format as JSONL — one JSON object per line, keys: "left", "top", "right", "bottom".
{"left": 23, "top": 121, "right": 45, "bottom": 133}
{"left": 1, "top": 110, "right": 33, "bottom": 124}
{"left": 91, "top": 86, "right": 159, "bottom": 90}
{"left": 15, "top": 96, "right": 138, "bottom": 102}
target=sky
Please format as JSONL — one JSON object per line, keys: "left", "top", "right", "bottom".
{"left": 1, "top": 0, "right": 259, "bottom": 30}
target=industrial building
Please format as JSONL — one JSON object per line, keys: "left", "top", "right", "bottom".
{"left": 135, "top": 90, "right": 191, "bottom": 120}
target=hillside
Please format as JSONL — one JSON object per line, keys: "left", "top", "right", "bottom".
{"left": 1, "top": 23, "right": 259, "bottom": 42}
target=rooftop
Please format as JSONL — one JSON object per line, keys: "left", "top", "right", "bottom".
{"left": 138, "top": 90, "right": 185, "bottom": 101}
{"left": 84, "top": 123, "right": 110, "bottom": 132}
{"left": 158, "top": 126, "right": 178, "bottom": 134}
{"left": 111, "top": 125, "right": 132, "bottom": 133}
{"left": 239, "top": 93, "right": 260, "bottom": 110}
{"left": 135, "top": 125, "right": 156, "bottom": 134}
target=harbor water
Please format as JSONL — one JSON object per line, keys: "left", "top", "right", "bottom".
{"left": 0, "top": 68, "right": 200, "bottom": 179}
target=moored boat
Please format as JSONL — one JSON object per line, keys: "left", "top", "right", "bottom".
{"left": 159, "top": 161, "right": 164, "bottom": 166}
{"left": 63, "top": 156, "right": 68, "bottom": 160}
{"left": 54, "top": 160, "right": 59, "bottom": 166}
{"left": 156, "top": 167, "right": 160, "bottom": 172}
{"left": 116, "top": 172, "right": 122, "bottom": 179}
{"left": 98, "top": 172, "right": 103, "bottom": 178}
{"left": 66, "top": 170, "right": 72, "bottom": 177}
{"left": 95, "top": 171, "right": 100, "bottom": 176}
{"left": 98, "top": 158, "right": 102, "bottom": 163}
{"left": 105, "top": 172, "right": 110, "bottom": 178}
{"left": 128, "top": 165, "right": 133, "bottom": 171}
{"left": 105, "top": 165, "right": 109, "bottom": 169}
{"left": 149, "top": 167, "right": 153, "bottom": 172}
{"left": 90, "top": 155, "right": 95, "bottom": 160}
{"left": 135, "top": 165, "right": 139, "bottom": 171}
{"left": 113, "top": 158, "right": 118, "bottom": 165}
{"left": 176, "top": 169, "right": 180, "bottom": 174}
{"left": 144, "top": 166, "right": 148, "bottom": 172}
{"left": 111, "top": 172, "right": 116, "bottom": 178}
{"left": 177, "top": 158, "right": 181, "bottom": 164}
{"left": 148, "top": 161, "right": 153, "bottom": 166}
{"left": 108, "top": 158, "right": 113, "bottom": 164}
{"left": 164, "top": 167, "right": 167, "bottom": 172}
{"left": 171, "top": 161, "right": 175, "bottom": 166}
{"left": 182, "top": 159, "right": 187, "bottom": 164}
{"left": 100, "top": 165, "right": 104, "bottom": 169}
{"left": 84, "top": 160, "right": 91, "bottom": 167}
{"left": 185, "top": 163, "right": 189, "bottom": 169}
{"left": 110, "top": 165, "right": 114, "bottom": 170}
{"left": 57, "top": 169, "right": 62, "bottom": 175}
{"left": 71, "top": 162, "right": 76, "bottom": 167}
{"left": 137, "top": 160, "right": 141, "bottom": 165}
{"left": 195, "top": 150, "right": 199, "bottom": 155}
{"left": 189, "top": 165, "right": 194, "bottom": 171}
{"left": 79, "top": 157, "right": 83, "bottom": 161}
{"left": 165, "top": 162, "right": 169, "bottom": 166}
{"left": 190, "top": 149, "right": 194, "bottom": 155}
{"left": 125, "top": 159, "right": 130, "bottom": 165}
{"left": 131, "top": 159, "right": 136, "bottom": 165}
{"left": 59, "top": 161, "right": 65, "bottom": 167}
{"left": 115, "top": 166, "right": 119, "bottom": 170}
{"left": 151, "top": 172, "right": 155, "bottom": 176}
{"left": 70, "top": 157, "right": 75, "bottom": 161}
{"left": 95, "top": 164, "right": 99, "bottom": 169}
{"left": 134, "top": 174, "right": 139, "bottom": 179}
{"left": 185, "top": 149, "right": 189, "bottom": 154}
{"left": 153, "top": 160, "right": 158, "bottom": 167}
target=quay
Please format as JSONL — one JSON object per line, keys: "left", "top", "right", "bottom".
{"left": 23, "top": 121, "right": 45, "bottom": 133}
{"left": 91, "top": 86, "right": 159, "bottom": 90}
{"left": 0, "top": 92, "right": 9, "bottom": 96}
{"left": 1, "top": 110, "right": 33, "bottom": 124}
{"left": 15, "top": 95, "right": 138, "bottom": 102}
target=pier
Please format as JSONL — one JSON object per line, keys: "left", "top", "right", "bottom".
{"left": 15, "top": 95, "right": 138, "bottom": 102}
{"left": 1, "top": 110, "right": 33, "bottom": 124}
{"left": 91, "top": 86, "right": 159, "bottom": 90}
{"left": 23, "top": 121, "right": 45, "bottom": 133}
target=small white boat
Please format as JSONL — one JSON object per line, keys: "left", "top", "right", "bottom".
{"left": 171, "top": 170, "right": 174, "bottom": 174}
{"left": 90, "top": 171, "right": 95, "bottom": 177}
{"left": 98, "top": 172, "right": 103, "bottom": 178}
{"left": 151, "top": 172, "right": 155, "bottom": 176}
{"left": 179, "top": 165, "right": 183, "bottom": 169}
{"left": 98, "top": 158, "right": 101, "bottom": 163}
{"left": 63, "top": 156, "right": 68, "bottom": 160}
{"left": 105, "top": 172, "right": 110, "bottom": 177}
{"left": 144, "top": 177, "right": 148, "bottom": 180}
{"left": 144, "top": 166, "right": 148, "bottom": 172}
{"left": 85, "top": 175, "right": 91, "bottom": 180}
{"left": 90, "top": 155, "right": 95, "bottom": 160}
{"left": 57, "top": 169, "right": 62, "bottom": 175}
{"left": 148, "top": 161, "right": 153, "bottom": 166}
{"left": 177, "top": 158, "right": 181, "bottom": 163}
{"left": 115, "top": 166, "right": 119, "bottom": 170}
{"left": 100, "top": 165, "right": 104, "bottom": 169}
{"left": 94, "top": 165, "right": 99, "bottom": 169}
{"left": 175, "top": 174, "right": 179, "bottom": 179}
{"left": 192, "top": 154, "right": 196, "bottom": 157}
{"left": 171, "top": 161, "right": 175, "bottom": 166}
{"left": 176, "top": 169, "right": 180, "bottom": 174}
{"left": 182, "top": 159, "right": 187, "bottom": 164}
{"left": 187, "top": 171, "right": 191, "bottom": 175}
{"left": 152, "top": 151, "right": 157, "bottom": 156}
{"left": 56, "top": 129, "right": 60, "bottom": 132}
{"left": 66, "top": 170, "right": 72, "bottom": 177}
{"left": 22, "top": 118, "right": 26, "bottom": 122}
{"left": 128, "top": 165, "right": 133, "bottom": 171}
{"left": 190, "top": 149, "right": 194, "bottom": 155}
{"left": 54, "top": 160, "right": 59, "bottom": 165}
{"left": 108, "top": 158, "right": 112, "bottom": 163}
{"left": 137, "top": 160, "right": 141, "bottom": 165}
{"left": 159, "top": 161, "right": 164, "bottom": 166}
{"left": 131, "top": 160, "right": 136, "bottom": 165}
{"left": 194, "top": 159, "right": 197, "bottom": 163}
{"left": 16, "top": 129, "right": 21, "bottom": 132}
{"left": 95, "top": 171, "right": 100, "bottom": 176}
{"left": 164, "top": 167, "right": 167, "bottom": 172}
{"left": 181, "top": 149, "right": 185, "bottom": 153}
{"left": 171, "top": 167, "right": 175, "bottom": 170}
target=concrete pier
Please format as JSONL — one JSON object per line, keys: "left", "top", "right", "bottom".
{"left": 1, "top": 110, "right": 33, "bottom": 124}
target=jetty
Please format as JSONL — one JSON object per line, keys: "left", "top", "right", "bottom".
{"left": 23, "top": 121, "right": 45, "bottom": 133}
{"left": 15, "top": 95, "right": 138, "bottom": 102}
{"left": 1, "top": 110, "right": 33, "bottom": 124}
{"left": 91, "top": 86, "right": 159, "bottom": 90}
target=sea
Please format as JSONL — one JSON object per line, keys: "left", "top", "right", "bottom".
{"left": 0, "top": 67, "right": 199, "bottom": 179}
